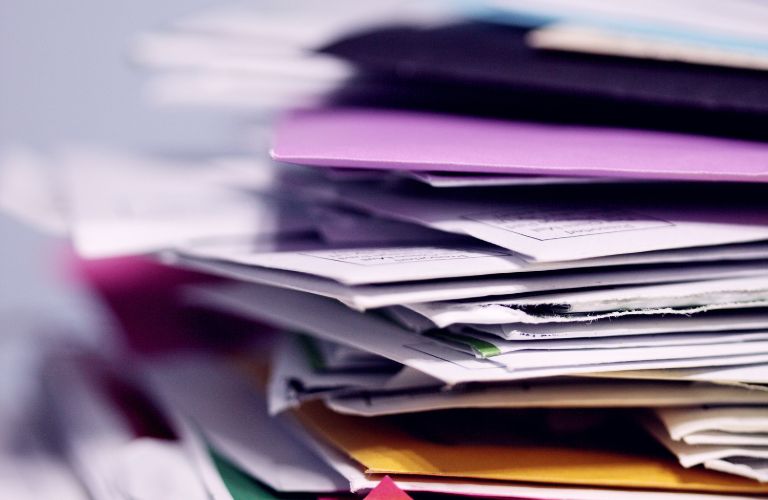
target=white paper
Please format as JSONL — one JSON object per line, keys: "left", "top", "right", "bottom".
{"left": 488, "top": 276, "right": 768, "bottom": 313}
{"left": 486, "top": 340, "right": 768, "bottom": 372}
{"left": 656, "top": 407, "right": 768, "bottom": 440}
{"left": 174, "top": 232, "right": 768, "bottom": 285}
{"left": 400, "top": 170, "right": 631, "bottom": 187}
{"left": 133, "top": 31, "right": 352, "bottom": 80}
{"left": 60, "top": 148, "right": 313, "bottom": 258}
{"left": 528, "top": 24, "right": 768, "bottom": 72}
{"left": 683, "top": 431, "right": 768, "bottom": 447}
{"left": 337, "top": 183, "right": 768, "bottom": 261}
{"left": 469, "top": 311, "right": 768, "bottom": 340}
{"left": 706, "top": 456, "right": 768, "bottom": 483}
{"left": 326, "top": 378, "right": 768, "bottom": 416}
{"left": 144, "top": 354, "right": 348, "bottom": 493}
{"left": 267, "top": 334, "right": 396, "bottom": 414}
{"left": 585, "top": 364, "right": 768, "bottom": 385}
{"left": 405, "top": 295, "right": 768, "bottom": 328}
{"left": 477, "top": 0, "right": 768, "bottom": 44}
{"left": 171, "top": 0, "right": 455, "bottom": 50}
{"left": 646, "top": 418, "right": 768, "bottom": 468}
{"left": 171, "top": 250, "right": 768, "bottom": 310}
{"left": 184, "top": 282, "right": 768, "bottom": 384}
{"left": 437, "top": 329, "right": 768, "bottom": 358}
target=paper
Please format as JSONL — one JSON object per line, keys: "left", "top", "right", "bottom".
{"left": 474, "top": 0, "right": 768, "bottom": 49}
{"left": 326, "top": 378, "right": 768, "bottom": 417}
{"left": 481, "top": 276, "right": 768, "bottom": 313}
{"left": 431, "top": 329, "right": 768, "bottom": 359}
{"left": 171, "top": 248, "right": 768, "bottom": 310}
{"left": 281, "top": 409, "right": 765, "bottom": 499}
{"left": 469, "top": 339, "right": 768, "bottom": 372}
{"left": 682, "top": 431, "right": 768, "bottom": 447}
{"left": 272, "top": 107, "right": 768, "bottom": 183}
{"left": 173, "top": 231, "right": 768, "bottom": 285}
{"left": 646, "top": 418, "right": 768, "bottom": 468}
{"left": 404, "top": 296, "right": 768, "bottom": 329}
{"left": 528, "top": 24, "right": 768, "bottom": 72}
{"left": 706, "top": 457, "right": 768, "bottom": 483}
{"left": 60, "top": 148, "right": 313, "bottom": 258}
{"left": 184, "top": 282, "right": 768, "bottom": 384}
{"left": 586, "top": 364, "right": 768, "bottom": 385}
{"left": 266, "top": 334, "right": 398, "bottom": 414}
{"left": 656, "top": 407, "right": 768, "bottom": 441}
{"left": 332, "top": 179, "right": 768, "bottom": 261}
{"left": 144, "top": 355, "right": 348, "bottom": 493}
{"left": 293, "top": 401, "right": 768, "bottom": 495}
{"left": 400, "top": 170, "right": 627, "bottom": 187}
{"left": 469, "top": 310, "right": 768, "bottom": 340}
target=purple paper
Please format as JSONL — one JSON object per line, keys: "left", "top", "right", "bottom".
{"left": 271, "top": 107, "right": 768, "bottom": 183}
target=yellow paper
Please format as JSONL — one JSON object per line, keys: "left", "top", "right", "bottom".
{"left": 295, "top": 403, "right": 768, "bottom": 495}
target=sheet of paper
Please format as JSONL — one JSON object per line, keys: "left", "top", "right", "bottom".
{"left": 469, "top": 310, "right": 768, "bottom": 340}
{"left": 646, "top": 418, "right": 768, "bottom": 468}
{"left": 184, "top": 282, "right": 768, "bottom": 384}
{"left": 174, "top": 232, "right": 768, "bottom": 285}
{"left": 483, "top": 340, "right": 768, "bottom": 372}
{"left": 272, "top": 107, "right": 768, "bottom": 184}
{"left": 60, "top": 148, "right": 314, "bottom": 258}
{"left": 432, "top": 329, "right": 768, "bottom": 358}
{"left": 399, "top": 170, "right": 626, "bottom": 187}
{"left": 475, "top": 0, "right": 768, "bottom": 48}
{"left": 293, "top": 401, "right": 768, "bottom": 495}
{"left": 333, "top": 180, "right": 768, "bottom": 261}
{"left": 183, "top": 282, "right": 510, "bottom": 385}
{"left": 267, "top": 334, "right": 398, "bottom": 414}
{"left": 326, "top": 378, "right": 768, "bottom": 417}
{"left": 404, "top": 296, "right": 768, "bottom": 328}
{"left": 656, "top": 407, "right": 768, "bottom": 440}
{"left": 528, "top": 24, "right": 768, "bottom": 72}
{"left": 488, "top": 276, "right": 768, "bottom": 313}
{"left": 706, "top": 457, "right": 768, "bottom": 483}
{"left": 683, "top": 431, "right": 768, "bottom": 447}
{"left": 170, "top": 0, "right": 454, "bottom": 51}
{"left": 171, "top": 251, "right": 768, "bottom": 310}
{"left": 144, "top": 355, "right": 348, "bottom": 493}
{"left": 585, "top": 363, "right": 768, "bottom": 385}
{"left": 133, "top": 31, "right": 352, "bottom": 80}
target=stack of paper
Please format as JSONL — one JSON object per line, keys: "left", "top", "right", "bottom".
{"left": 5, "top": 1, "right": 768, "bottom": 499}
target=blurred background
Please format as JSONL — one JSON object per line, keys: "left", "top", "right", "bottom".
{"left": 0, "top": 3, "right": 226, "bottom": 496}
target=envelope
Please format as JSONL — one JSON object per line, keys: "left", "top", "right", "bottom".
{"left": 271, "top": 107, "right": 768, "bottom": 182}
{"left": 294, "top": 402, "right": 768, "bottom": 495}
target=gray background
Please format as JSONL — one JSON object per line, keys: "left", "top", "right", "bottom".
{"left": 0, "top": 0, "right": 236, "bottom": 321}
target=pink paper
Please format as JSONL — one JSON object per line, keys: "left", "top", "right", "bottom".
{"left": 272, "top": 107, "right": 768, "bottom": 183}
{"left": 364, "top": 477, "right": 413, "bottom": 500}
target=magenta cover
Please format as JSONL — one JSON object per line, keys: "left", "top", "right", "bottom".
{"left": 272, "top": 107, "right": 768, "bottom": 183}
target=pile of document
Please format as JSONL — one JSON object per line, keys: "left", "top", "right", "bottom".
{"left": 5, "top": 1, "right": 768, "bottom": 499}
